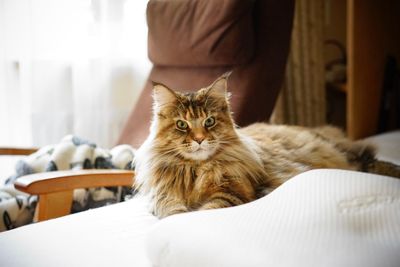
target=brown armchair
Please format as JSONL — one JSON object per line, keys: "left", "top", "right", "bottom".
{"left": 119, "top": 0, "right": 294, "bottom": 146}
{"left": 3, "top": 0, "right": 294, "bottom": 221}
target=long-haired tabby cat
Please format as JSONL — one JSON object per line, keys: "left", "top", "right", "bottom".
{"left": 134, "top": 72, "right": 400, "bottom": 218}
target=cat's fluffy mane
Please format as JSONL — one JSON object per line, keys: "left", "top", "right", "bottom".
{"left": 133, "top": 74, "right": 268, "bottom": 217}
{"left": 134, "top": 126, "right": 265, "bottom": 192}
{"left": 134, "top": 129, "right": 267, "bottom": 217}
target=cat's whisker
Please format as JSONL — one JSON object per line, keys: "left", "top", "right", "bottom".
{"left": 157, "top": 143, "right": 200, "bottom": 157}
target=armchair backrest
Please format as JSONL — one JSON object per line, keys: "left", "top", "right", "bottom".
{"left": 118, "top": 0, "right": 295, "bottom": 147}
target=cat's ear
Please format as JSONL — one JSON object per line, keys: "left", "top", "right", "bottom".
{"left": 152, "top": 81, "right": 177, "bottom": 107}
{"left": 207, "top": 71, "right": 232, "bottom": 99}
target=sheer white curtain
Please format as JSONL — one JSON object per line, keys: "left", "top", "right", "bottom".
{"left": 0, "top": 0, "right": 151, "bottom": 148}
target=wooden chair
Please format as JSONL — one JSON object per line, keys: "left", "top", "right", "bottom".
{"left": 0, "top": 148, "right": 134, "bottom": 221}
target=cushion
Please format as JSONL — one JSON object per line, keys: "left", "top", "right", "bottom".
{"left": 0, "top": 156, "right": 25, "bottom": 185}
{"left": 147, "top": 0, "right": 255, "bottom": 67}
{"left": 147, "top": 169, "right": 400, "bottom": 267}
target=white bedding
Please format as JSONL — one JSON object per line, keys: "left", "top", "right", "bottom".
{"left": 0, "top": 196, "right": 158, "bottom": 267}
{"left": 147, "top": 169, "right": 400, "bottom": 267}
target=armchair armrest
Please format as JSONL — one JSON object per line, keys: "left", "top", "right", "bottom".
{"left": 14, "top": 169, "right": 135, "bottom": 222}
{"left": 14, "top": 169, "right": 135, "bottom": 194}
{"left": 0, "top": 147, "right": 38, "bottom": 155}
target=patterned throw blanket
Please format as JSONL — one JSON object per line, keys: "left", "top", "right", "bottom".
{"left": 0, "top": 135, "right": 136, "bottom": 232}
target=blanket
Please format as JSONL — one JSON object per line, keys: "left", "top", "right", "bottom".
{"left": 0, "top": 135, "right": 136, "bottom": 232}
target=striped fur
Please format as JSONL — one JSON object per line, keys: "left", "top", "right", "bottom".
{"left": 134, "top": 73, "right": 400, "bottom": 218}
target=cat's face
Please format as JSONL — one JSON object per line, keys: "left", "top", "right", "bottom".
{"left": 151, "top": 73, "right": 236, "bottom": 161}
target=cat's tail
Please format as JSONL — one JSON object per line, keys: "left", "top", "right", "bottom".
{"left": 353, "top": 142, "right": 400, "bottom": 179}
{"left": 336, "top": 140, "right": 400, "bottom": 178}
{"left": 365, "top": 160, "right": 400, "bottom": 179}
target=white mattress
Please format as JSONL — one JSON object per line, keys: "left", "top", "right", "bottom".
{"left": 0, "top": 197, "right": 158, "bottom": 267}
{"left": 147, "top": 169, "right": 400, "bottom": 267}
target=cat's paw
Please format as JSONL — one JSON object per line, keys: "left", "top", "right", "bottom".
{"left": 199, "top": 200, "right": 234, "bottom": 211}
{"left": 154, "top": 204, "right": 189, "bottom": 218}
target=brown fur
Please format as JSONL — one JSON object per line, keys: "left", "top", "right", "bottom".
{"left": 134, "top": 73, "right": 400, "bottom": 218}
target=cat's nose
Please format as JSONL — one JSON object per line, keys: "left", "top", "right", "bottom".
{"left": 193, "top": 135, "right": 205, "bottom": 144}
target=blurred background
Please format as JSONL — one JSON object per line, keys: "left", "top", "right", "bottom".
{"left": 0, "top": 0, "right": 150, "bottom": 147}
{"left": 1, "top": 0, "right": 399, "bottom": 148}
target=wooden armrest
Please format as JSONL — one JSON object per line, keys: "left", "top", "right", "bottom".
{"left": 0, "top": 147, "right": 38, "bottom": 155}
{"left": 14, "top": 169, "right": 135, "bottom": 222}
{"left": 14, "top": 169, "right": 135, "bottom": 195}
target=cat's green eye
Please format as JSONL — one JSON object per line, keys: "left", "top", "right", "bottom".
{"left": 204, "top": 116, "right": 216, "bottom": 128}
{"left": 176, "top": 120, "right": 188, "bottom": 130}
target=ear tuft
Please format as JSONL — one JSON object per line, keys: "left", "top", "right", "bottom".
{"left": 220, "top": 71, "right": 233, "bottom": 79}
{"left": 207, "top": 71, "right": 232, "bottom": 98}
{"left": 152, "top": 82, "right": 177, "bottom": 107}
